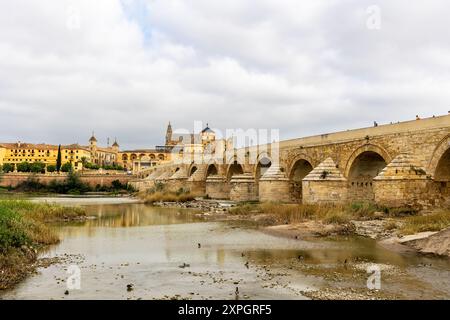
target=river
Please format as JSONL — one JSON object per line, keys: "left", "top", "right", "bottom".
{"left": 1, "top": 198, "right": 450, "bottom": 300}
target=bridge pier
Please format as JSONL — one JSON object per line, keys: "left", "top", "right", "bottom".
{"left": 373, "top": 153, "right": 436, "bottom": 209}
{"left": 205, "top": 175, "right": 230, "bottom": 199}
{"left": 302, "top": 158, "right": 348, "bottom": 204}
{"left": 258, "top": 165, "right": 291, "bottom": 203}
{"left": 230, "top": 173, "right": 258, "bottom": 202}
{"left": 167, "top": 167, "right": 189, "bottom": 193}
{"left": 187, "top": 165, "right": 207, "bottom": 195}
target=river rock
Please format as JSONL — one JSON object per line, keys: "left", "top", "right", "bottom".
{"left": 404, "top": 227, "right": 450, "bottom": 257}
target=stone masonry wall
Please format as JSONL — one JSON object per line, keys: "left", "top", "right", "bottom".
{"left": 229, "top": 175, "right": 258, "bottom": 202}
{"left": 373, "top": 179, "right": 440, "bottom": 209}
{"left": 259, "top": 180, "right": 291, "bottom": 203}
{"left": 302, "top": 180, "right": 348, "bottom": 204}
{"left": 205, "top": 177, "right": 230, "bottom": 199}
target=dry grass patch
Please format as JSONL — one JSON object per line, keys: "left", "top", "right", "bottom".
{"left": 144, "top": 191, "right": 198, "bottom": 204}
{"left": 229, "top": 202, "right": 361, "bottom": 225}
{"left": 400, "top": 211, "right": 450, "bottom": 235}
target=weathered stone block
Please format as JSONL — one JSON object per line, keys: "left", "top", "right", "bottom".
{"left": 302, "top": 180, "right": 348, "bottom": 204}
{"left": 259, "top": 179, "right": 291, "bottom": 202}
{"left": 205, "top": 176, "right": 230, "bottom": 199}
{"left": 230, "top": 174, "right": 258, "bottom": 202}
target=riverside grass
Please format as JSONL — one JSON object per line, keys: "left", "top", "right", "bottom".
{"left": 228, "top": 201, "right": 383, "bottom": 224}
{"left": 0, "top": 199, "right": 86, "bottom": 289}
{"left": 400, "top": 211, "right": 450, "bottom": 235}
{"left": 230, "top": 201, "right": 450, "bottom": 234}
{"left": 143, "top": 191, "right": 197, "bottom": 204}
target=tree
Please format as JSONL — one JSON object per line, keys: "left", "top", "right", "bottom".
{"left": 30, "top": 162, "right": 46, "bottom": 173}
{"left": 61, "top": 162, "right": 73, "bottom": 173}
{"left": 56, "top": 145, "right": 62, "bottom": 172}
{"left": 47, "top": 164, "right": 56, "bottom": 173}
{"left": 111, "top": 179, "right": 124, "bottom": 190}
{"left": 80, "top": 157, "right": 88, "bottom": 173}
{"left": 1, "top": 163, "right": 14, "bottom": 173}
{"left": 85, "top": 162, "right": 100, "bottom": 170}
{"left": 65, "top": 171, "right": 91, "bottom": 193}
{"left": 16, "top": 162, "right": 30, "bottom": 172}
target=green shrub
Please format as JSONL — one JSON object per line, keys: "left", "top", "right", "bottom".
{"left": 155, "top": 182, "right": 165, "bottom": 192}
{"left": 46, "top": 165, "right": 56, "bottom": 173}
{"left": 16, "top": 162, "right": 30, "bottom": 173}
{"left": 84, "top": 162, "right": 100, "bottom": 170}
{"left": 1, "top": 163, "right": 14, "bottom": 173}
{"left": 111, "top": 179, "right": 124, "bottom": 190}
{"left": 60, "top": 162, "right": 73, "bottom": 173}
{"left": 29, "top": 162, "right": 46, "bottom": 173}
{"left": 15, "top": 176, "right": 46, "bottom": 192}
{"left": 0, "top": 208, "right": 30, "bottom": 251}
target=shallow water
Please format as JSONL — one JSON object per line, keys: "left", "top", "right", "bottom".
{"left": 1, "top": 198, "right": 450, "bottom": 300}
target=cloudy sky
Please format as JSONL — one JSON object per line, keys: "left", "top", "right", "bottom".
{"left": 1, "top": 0, "right": 450, "bottom": 149}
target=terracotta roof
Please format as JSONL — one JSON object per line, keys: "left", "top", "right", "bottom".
{"left": 95, "top": 146, "right": 116, "bottom": 153}
{"left": 120, "top": 149, "right": 167, "bottom": 153}
{"left": 63, "top": 144, "right": 91, "bottom": 152}
{"left": 0, "top": 142, "right": 93, "bottom": 152}
{"left": 0, "top": 142, "right": 58, "bottom": 150}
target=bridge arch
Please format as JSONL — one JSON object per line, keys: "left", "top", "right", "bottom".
{"left": 188, "top": 165, "right": 198, "bottom": 177}
{"left": 345, "top": 144, "right": 391, "bottom": 202}
{"left": 344, "top": 144, "right": 392, "bottom": 178}
{"left": 428, "top": 134, "right": 450, "bottom": 179}
{"left": 205, "top": 163, "right": 219, "bottom": 178}
{"left": 427, "top": 135, "right": 450, "bottom": 207}
{"left": 287, "top": 155, "right": 314, "bottom": 202}
{"left": 254, "top": 153, "right": 272, "bottom": 179}
{"left": 226, "top": 161, "right": 244, "bottom": 182}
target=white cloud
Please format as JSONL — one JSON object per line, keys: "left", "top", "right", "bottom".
{"left": 0, "top": 0, "right": 450, "bottom": 149}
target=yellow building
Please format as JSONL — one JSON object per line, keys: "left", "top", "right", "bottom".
{"left": 62, "top": 144, "right": 92, "bottom": 171}
{"left": 88, "top": 134, "right": 118, "bottom": 167}
{"left": 0, "top": 145, "right": 6, "bottom": 166}
{"left": 0, "top": 123, "right": 199, "bottom": 173}
{"left": 0, "top": 142, "right": 92, "bottom": 171}
{"left": 118, "top": 148, "right": 170, "bottom": 172}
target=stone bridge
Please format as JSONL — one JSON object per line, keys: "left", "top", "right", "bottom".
{"left": 131, "top": 115, "right": 450, "bottom": 209}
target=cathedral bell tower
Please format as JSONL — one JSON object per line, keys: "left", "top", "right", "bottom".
{"left": 165, "top": 122, "right": 173, "bottom": 146}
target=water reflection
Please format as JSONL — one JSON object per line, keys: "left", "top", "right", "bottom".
{"left": 52, "top": 204, "right": 205, "bottom": 237}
